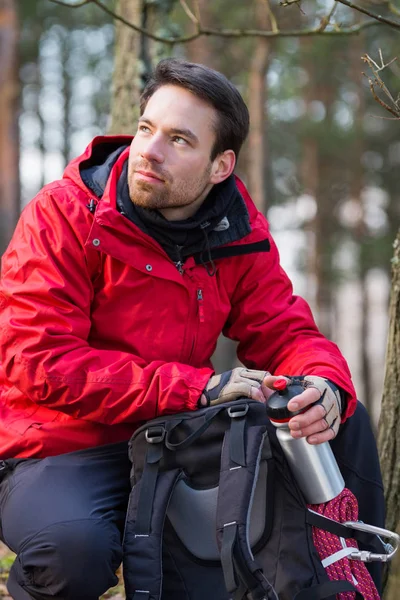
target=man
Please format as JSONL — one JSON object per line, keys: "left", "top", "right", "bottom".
{"left": 0, "top": 59, "right": 382, "bottom": 599}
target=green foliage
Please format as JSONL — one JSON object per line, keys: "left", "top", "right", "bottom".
{"left": 0, "top": 551, "right": 15, "bottom": 576}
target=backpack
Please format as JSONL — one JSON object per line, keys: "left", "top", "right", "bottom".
{"left": 122, "top": 400, "right": 374, "bottom": 600}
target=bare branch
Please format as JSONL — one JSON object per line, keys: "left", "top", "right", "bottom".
{"left": 318, "top": 2, "right": 338, "bottom": 32}
{"left": 49, "top": 0, "right": 387, "bottom": 41}
{"left": 389, "top": 2, "right": 400, "bottom": 17}
{"left": 50, "top": 0, "right": 91, "bottom": 6}
{"left": 362, "top": 51, "right": 400, "bottom": 119}
{"left": 181, "top": 19, "right": 384, "bottom": 37}
{"left": 263, "top": 0, "right": 279, "bottom": 33}
{"left": 335, "top": 0, "right": 400, "bottom": 30}
{"left": 279, "top": 0, "right": 302, "bottom": 6}
{"left": 192, "top": 0, "right": 201, "bottom": 22}
{"left": 367, "top": 78, "right": 400, "bottom": 117}
{"left": 179, "top": 0, "right": 200, "bottom": 26}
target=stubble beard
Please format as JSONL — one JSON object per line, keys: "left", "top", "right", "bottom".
{"left": 128, "top": 164, "right": 212, "bottom": 211}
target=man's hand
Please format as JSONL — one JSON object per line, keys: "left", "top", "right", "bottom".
{"left": 262, "top": 375, "right": 342, "bottom": 445}
{"left": 200, "top": 367, "right": 269, "bottom": 407}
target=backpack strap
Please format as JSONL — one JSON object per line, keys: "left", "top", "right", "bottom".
{"left": 215, "top": 410, "right": 278, "bottom": 600}
{"left": 123, "top": 426, "right": 181, "bottom": 600}
{"left": 294, "top": 579, "right": 365, "bottom": 599}
{"left": 306, "top": 510, "right": 387, "bottom": 553}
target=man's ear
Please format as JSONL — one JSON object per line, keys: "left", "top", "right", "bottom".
{"left": 210, "top": 150, "right": 236, "bottom": 184}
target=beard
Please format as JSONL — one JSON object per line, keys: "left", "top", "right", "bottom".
{"left": 128, "top": 160, "right": 212, "bottom": 211}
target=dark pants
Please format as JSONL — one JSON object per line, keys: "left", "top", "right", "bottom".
{"left": 0, "top": 402, "right": 385, "bottom": 600}
{"left": 0, "top": 441, "right": 131, "bottom": 600}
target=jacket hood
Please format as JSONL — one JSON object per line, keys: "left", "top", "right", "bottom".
{"left": 63, "top": 135, "right": 133, "bottom": 198}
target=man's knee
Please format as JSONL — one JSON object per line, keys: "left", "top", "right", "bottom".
{"left": 9, "top": 518, "right": 122, "bottom": 600}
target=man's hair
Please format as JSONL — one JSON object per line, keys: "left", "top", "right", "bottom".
{"left": 140, "top": 59, "right": 250, "bottom": 161}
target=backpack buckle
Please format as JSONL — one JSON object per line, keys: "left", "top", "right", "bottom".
{"left": 145, "top": 426, "right": 166, "bottom": 444}
{"left": 227, "top": 404, "right": 249, "bottom": 418}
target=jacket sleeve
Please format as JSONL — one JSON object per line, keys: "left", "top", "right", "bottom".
{"left": 0, "top": 190, "right": 212, "bottom": 426}
{"left": 223, "top": 226, "right": 357, "bottom": 420}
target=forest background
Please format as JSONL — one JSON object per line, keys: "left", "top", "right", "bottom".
{"left": 0, "top": 0, "right": 399, "bottom": 598}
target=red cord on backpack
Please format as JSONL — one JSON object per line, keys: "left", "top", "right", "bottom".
{"left": 308, "top": 488, "right": 381, "bottom": 600}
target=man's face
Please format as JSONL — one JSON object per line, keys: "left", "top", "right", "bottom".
{"left": 127, "top": 85, "right": 220, "bottom": 219}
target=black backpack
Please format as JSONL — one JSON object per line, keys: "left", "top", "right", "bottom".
{"left": 123, "top": 400, "right": 368, "bottom": 600}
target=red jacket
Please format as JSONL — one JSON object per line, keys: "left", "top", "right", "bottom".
{"left": 0, "top": 136, "right": 356, "bottom": 458}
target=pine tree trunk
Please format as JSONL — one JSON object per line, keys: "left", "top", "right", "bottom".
{"left": 0, "top": 0, "right": 20, "bottom": 253}
{"left": 300, "top": 39, "right": 319, "bottom": 317}
{"left": 186, "top": 0, "right": 214, "bottom": 67}
{"left": 61, "top": 29, "right": 72, "bottom": 168}
{"left": 108, "top": 0, "right": 143, "bottom": 134}
{"left": 349, "top": 31, "right": 374, "bottom": 415}
{"left": 246, "top": 0, "right": 270, "bottom": 213}
{"left": 378, "top": 229, "right": 400, "bottom": 597}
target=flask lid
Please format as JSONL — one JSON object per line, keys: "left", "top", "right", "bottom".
{"left": 265, "top": 380, "right": 305, "bottom": 421}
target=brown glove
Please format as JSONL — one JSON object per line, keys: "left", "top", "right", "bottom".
{"left": 201, "top": 367, "right": 269, "bottom": 407}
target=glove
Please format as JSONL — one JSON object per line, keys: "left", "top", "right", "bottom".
{"left": 290, "top": 375, "right": 343, "bottom": 437}
{"left": 201, "top": 367, "right": 269, "bottom": 407}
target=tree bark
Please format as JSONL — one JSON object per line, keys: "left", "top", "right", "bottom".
{"left": 61, "top": 29, "right": 72, "bottom": 168}
{"left": 378, "top": 229, "right": 400, "bottom": 597}
{"left": 349, "top": 31, "right": 374, "bottom": 415}
{"left": 0, "top": 0, "right": 20, "bottom": 253}
{"left": 246, "top": 0, "right": 271, "bottom": 213}
{"left": 109, "top": 0, "right": 144, "bottom": 134}
{"left": 186, "top": 0, "right": 214, "bottom": 67}
{"left": 300, "top": 39, "right": 320, "bottom": 321}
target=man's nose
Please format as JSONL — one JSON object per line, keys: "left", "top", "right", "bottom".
{"left": 141, "top": 135, "right": 165, "bottom": 164}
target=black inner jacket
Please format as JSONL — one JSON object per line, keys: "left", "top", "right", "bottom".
{"left": 80, "top": 142, "right": 251, "bottom": 268}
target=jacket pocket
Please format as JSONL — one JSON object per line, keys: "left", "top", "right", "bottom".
{"left": 8, "top": 406, "right": 60, "bottom": 436}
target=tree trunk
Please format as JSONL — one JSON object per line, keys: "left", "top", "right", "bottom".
{"left": 246, "top": 0, "right": 271, "bottom": 213}
{"left": 109, "top": 0, "right": 176, "bottom": 134}
{"left": 0, "top": 0, "right": 20, "bottom": 253}
{"left": 300, "top": 39, "right": 338, "bottom": 338}
{"left": 109, "top": 0, "right": 144, "bottom": 134}
{"left": 349, "top": 31, "right": 374, "bottom": 415}
{"left": 300, "top": 39, "right": 320, "bottom": 316}
{"left": 378, "top": 229, "right": 400, "bottom": 597}
{"left": 61, "top": 28, "right": 72, "bottom": 168}
{"left": 186, "top": 0, "right": 214, "bottom": 67}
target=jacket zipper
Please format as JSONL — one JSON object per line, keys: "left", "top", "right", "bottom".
{"left": 188, "top": 288, "right": 205, "bottom": 362}
{"left": 197, "top": 289, "right": 205, "bottom": 323}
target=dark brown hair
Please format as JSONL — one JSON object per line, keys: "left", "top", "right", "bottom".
{"left": 140, "top": 59, "right": 249, "bottom": 161}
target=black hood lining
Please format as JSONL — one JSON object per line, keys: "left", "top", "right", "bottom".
{"left": 80, "top": 142, "right": 130, "bottom": 199}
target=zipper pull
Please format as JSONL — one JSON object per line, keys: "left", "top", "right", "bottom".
{"left": 86, "top": 198, "right": 97, "bottom": 214}
{"left": 175, "top": 261, "right": 184, "bottom": 274}
{"left": 175, "top": 245, "right": 184, "bottom": 274}
{"left": 197, "top": 289, "right": 205, "bottom": 323}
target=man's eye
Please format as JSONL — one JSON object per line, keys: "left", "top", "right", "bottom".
{"left": 138, "top": 125, "right": 151, "bottom": 133}
{"left": 172, "top": 136, "right": 187, "bottom": 145}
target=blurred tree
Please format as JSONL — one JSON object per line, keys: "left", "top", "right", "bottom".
{"left": 349, "top": 26, "right": 373, "bottom": 413}
{"left": 246, "top": 0, "right": 271, "bottom": 212}
{"left": 0, "top": 0, "right": 20, "bottom": 253}
{"left": 378, "top": 229, "right": 400, "bottom": 598}
{"left": 109, "top": 0, "right": 178, "bottom": 134}
{"left": 109, "top": 0, "right": 143, "bottom": 133}
{"left": 361, "top": 51, "right": 400, "bottom": 597}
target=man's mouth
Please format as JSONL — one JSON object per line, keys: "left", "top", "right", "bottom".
{"left": 135, "top": 170, "right": 164, "bottom": 183}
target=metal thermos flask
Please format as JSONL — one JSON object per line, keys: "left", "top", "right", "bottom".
{"left": 265, "top": 379, "right": 345, "bottom": 504}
